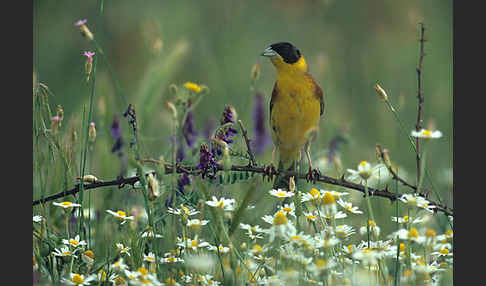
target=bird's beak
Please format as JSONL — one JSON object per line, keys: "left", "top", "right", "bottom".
{"left": 261, "top": 46, "right": 277, "bottom": 57}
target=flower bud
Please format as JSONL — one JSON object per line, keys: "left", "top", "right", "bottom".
{"left": 289, "top": 176, "right": 296, "bottom": 192}
{"left": 250, "top": 62, "right": 260, "bottom": 82}
{"left": 51, "top": 116, "right": 62, "bottom": 135}
{"left": 79, "top": 24, "right": 94, "bottom": 41}
{"left": 375, "top": 83, "right": 388, "bottom": 101}
{"left": 88, "top": 122, "right": 96, "bottom": 143}
{"left": 147, "top": 173, "right": 160, "bottom": 201}
{"left": 78, "top": 175, "right": 99, "bottom": 183}
{"left": 166, "top": 101, "right": 178, "bottom": 120}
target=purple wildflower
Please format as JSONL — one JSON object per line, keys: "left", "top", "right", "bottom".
{"left": 182, "top": 111, "right": 198, "bottom": 148}
{"left": 83, "top": 51, "right": 95, "bottom": 63}
{"left": 251, "top": 92, "right": 271, "bottom": 154}
{"left": 74, "top": 19, "right": 87, "bottom": 26}
{"left": 219, "top": 104, "right": 238, "bottom": 145}
{"left": 110, "top": 115, "right": 123, "bottom": 153}
{"left": 177, "top": 172, "right": 191, "bottom": 193}
{"left": 110, "top": 115, "right": 121, "bottom": 139}
{"left": 176, "top": 137, "right": 185, "bottom": 163}
{"left": 197, "top": 144, "right": 217, "bottom": 178}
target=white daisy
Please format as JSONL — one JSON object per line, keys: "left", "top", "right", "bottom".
{"left": 53, "top": 201, "right": 82, "bottom": 209}
{"left": 143, "top": 252, "right": 156, "bottom": 263}
{"left": 399, "top": 194, "right": 436, "bottom": 213}
{"left": 205, "top": 196, "right": 236, "bottom": 211}
{"left": 208, "top": 244, "right": 230, "bottom": 254}
{"left": 187, "top": 219, "right": 209, "bottom": 228}
{"left": 337, "top": 199, "right": 363, "bottom": 215}
{"left": 53, "top": 246, "right": 77, "bottom": 258}
{"left": 160, "top": 256, "right": 184, "bottom": 264}
{"left": 33, "top": 215, "right": 43, "bottom": 223}
{"left": 167, "top": 204, "right": 200, "bottom": 217}
{"left": 411, "top": 129, "right": 442, "bottom": 139}
{"left": 346, "top": 161, "right": 389, "bottom": 184}
{"left": 105, "top": 210, "right": 134, "bottom": 224}
{"left": 176, "top": 236, "right": 211, "bottom": 251}
{"left": 278, "top": 202, "right": 296, "bottom": 218}
{"left": 62, "top": 235, "right": 87, "bottom": 248}
{"left": 263, "top": 211, "right": 297, "bottom": 243}
{"left": 268, "top": 189, "right": 295, "bottom": 199}
{"left": 116, "top": 243, "right": 131, "bottom": 256}
{"left": 62, "top": 273, "right": 96, "bottom": 286}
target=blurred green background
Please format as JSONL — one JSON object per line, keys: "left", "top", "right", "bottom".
{"left": 33, "top": 0, "right": 452, "bottom": 224}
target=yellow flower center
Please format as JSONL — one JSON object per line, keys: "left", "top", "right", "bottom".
{"left": 98, "top": 270, "right": 107, "bottom": 281}
{"left": 283, "top": 207, "right": 292, "bottom": 212}
{"left": 360, "top": 161, "right": 368, "bottom": 166}
{"left": 276, "top": 192, "right": 287, "bottom": 197}
{"left": 322, "top": 192, "right": 336, "bottom": 205}
{"left": 70, "top": 239, "right": 79, "bottom": 246}
{"left": 114, "top": 277, "right": 126, "bottom": 286}
{"left": 84, "top": 250, "right": 94, "bottom": 259}
{"left": 166, "top": 278, "right": 176, "bottom": 286}
{"left": 191, "top": 240, "right": 198, "bottom": 247}
{"left": 408, "top": 228, "right": 419, "bottom": 239}
{"left": 182, "top": 206, "right": 190, "bottom": 214}
{"left": 315, "top": 259, "right": 326, "bottom": 267}
{"left": 403, "top": 269, "right": 413, "bottom": 277}
{"left": 445, "top": 230, "right": 453, "bottom": 237}
{"left": 399, "top": 243, "right": 405, "bottom": 252}
{"left": 138, "top": 267, "right": 148, "bottom": 276}
{"left": 403, "top": 215, "right": 409, "bottom": 222}
{"left": 273, "top": 211, "right": 288, "bottom": 225}
{"left": 218, "top": 201, "right": 225, "bottom": 208}
{"left": 440, "top": 248, "right": 450, "bottom": 255}
{"left": 306, "top": 214, "right": 316, "bottom": 220}
{"left": 347, "top": 245, "right": 353, "bottom": 253}
{"left": 309, "top": 188, "right": 321, "bottom": 198}
{"left": 72, "top": 274, "right": 84, "bottom": 284}
{"left": 368, "top": 220, "right": 376, "bottom": 227}
{"left": 184, "top": 82, "right": 202, "bottom": 93}
{"left": 421, "top": 129, "right": 432, "bottom": 136}
{"left": 425, "top": 229, "right": 436, "bottom": 238}
{"left": 252, "top": 244, "right": 262, "bottom": 254}
{"left": 116, "top": 210, "right": 126, "bottom": 217}
{"left": 62, "top": 251, "right": 72, "bottom": 256}
{"left": 167, "top": 257, "right": 175, "bottom": 263}
{"left": 61, "top": 201, "right": 72, "bottom": 207}
{"left": 290, "top": 235, "right": 301, "bottom": 240}
{"left": 363, "top": 248, "right": 372, "bottom": 254}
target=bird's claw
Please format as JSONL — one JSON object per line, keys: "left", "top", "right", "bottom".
{"left": 305, "top": 167, "right": 321, "bottom": 183}
{"left": 263, "top": 163, "right": 278, "bottom": 182}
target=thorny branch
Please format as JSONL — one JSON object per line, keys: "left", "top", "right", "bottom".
{"left": 32, "top": 162, "right": 453, "bottom": 217}
{"left": 415, "top": 22, "right": 426, "bottom": 192}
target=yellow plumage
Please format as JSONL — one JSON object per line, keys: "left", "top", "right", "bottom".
{"left": 262, "top": 42, "right": 324, "bottom": 189}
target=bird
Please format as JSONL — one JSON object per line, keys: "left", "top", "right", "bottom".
{"left": 260, "top": 42, "right": 325, "bottom": 191}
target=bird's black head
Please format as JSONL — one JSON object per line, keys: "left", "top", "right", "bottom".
{"left": 262, "top": 42, "right": 302, "bottom": 64}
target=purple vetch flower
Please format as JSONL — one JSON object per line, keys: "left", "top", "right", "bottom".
{"left": 176, "top": 137, "right": 185, "bottom": 163}
{"left": 110, "top": 115, "right": 121, "bottom": 139}
{"left": 251, "top": 92, "right": 271, "bottom": 154}
{"left": 213, "top": 105, "right": 238, "bottom": 156}
{"left": 197, "top": 143, "right": 217, "bottom": 178}
{"left": 219, "top": 104, "right": 238, "bottom": 145}
{"left": 177, "top": 172, "right": 191, "bottom": 193}
{"left": 182, "top": 111, "right": 198, "bottom": 148}
{"left": 110, "top": 115, "right": 124, "bottom": 153}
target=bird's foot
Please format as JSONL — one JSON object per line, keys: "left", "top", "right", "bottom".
{"left": 262, "top": 163, "right": 278, "bottom": 182}
{"left": 305, "top": 167, "right": 321, "bottom": 183}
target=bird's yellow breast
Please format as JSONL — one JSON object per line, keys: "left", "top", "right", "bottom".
{"left": 270, "top": 73, "right": 321, "bottom": 154}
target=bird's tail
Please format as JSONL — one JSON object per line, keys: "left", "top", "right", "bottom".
{"left": 272, "top": 152, "right": 297, "bottom": 191}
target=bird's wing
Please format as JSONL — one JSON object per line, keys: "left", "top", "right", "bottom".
{"left": 310, "top": 76, "right": 324, "bottom": 117}
{"left": 269, "top": 81, "right": 278, "bottom": 124}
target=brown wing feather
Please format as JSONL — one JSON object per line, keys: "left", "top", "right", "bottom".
{"left": 310, "top": 76, "right": 324, "bottom": 116}
{"left": 269, "top": 82, "right": 278, "bottom": 124}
